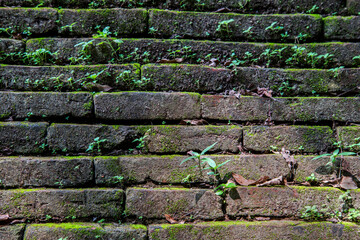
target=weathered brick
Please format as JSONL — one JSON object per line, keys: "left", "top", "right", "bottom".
{"left": 325, "top": 16, "right": 360, "bottom": 40}
{"left": 0, "top": 8, "right": 57, "bottom": 36}
{"left": 47, "top": 123, "right": 136, "bottom": 153}
{"left": 0, "top": 64, "right": 140, "bottom": 91}
{"left": 202, "top": 96, "right": 360, "bottom": 122}
{"left": 243, "top": 126, "right": 335, "bottom": 153}
{"left": 141, "top": 125, "right": 242, "bottom": 153}
{"left": 0, "top": 121, "right": 48, "bottom": 154}
{"left": 150, "top": 10, "right": 322, "bottom": 42}
{"left": 0, "top": 39, "right": 24, "bottom": 63}
{"left": 0, "top": 157, "right": 93, "bottom": 187}
{"left": 141, "top": 64, "right": 234, "bottom": 92}
{"left": 58, "top": 8, "right": 147, "bottom": 36}
{"left": 26, "top": 38, "right": 360, "bottom": 68}
{"left": 337, "top": 126, "right": 360, "bottom": 151}
{"left": 24, "top": 223, "right": 147, "bottom": 240}
{"left": 0, "top": 224, "right": 25, "bottom": 240}
{"left": 0, "top": 92, "right": 92, "bottom": 120}
{"left": 94, "top": 92, "right": 201, "bottom": 120}
{"left": 0, "top": 189, "right": 124, "bottom": 219}
{"left": 226, "top": 187, "right": 343, "bottom": 217}
{"left": 149, "top": 221, "right": 360, "bottom": 240}
{"left": 126, "top": 188, "right": 223, "bottom": 220}
{"left": 347, "top": 0, "right": 360, "bottom": 15}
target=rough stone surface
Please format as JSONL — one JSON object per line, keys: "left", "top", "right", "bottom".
{"left": 226, "top": 187, "right": 343, "bottom": 217}
{"left": 337, "top": 126, "right": 360, "bottom": 151}
{"left": 58, "top": 9, "right": 147, "bottom": 36}
{"left": 202, "top": 96, "right": 360, "bottom": 122}
{"left": 0, "top": 121, "right": 48, "bottom": 154}
{"left": 94, "top": 92, "right": 201, "bottom": 120}
{"left": 325, "top": 16, "right": 360, "bottom": 40}
{"left": 47, "top": 123, "right": 136, "bottom": 153}
{"left": 243, "top": 126, "right": 335, "bottom": 153}
{"left": 347, "top": 0, "right": 360, "bottom": 15}
{"left": 0, "top": 157, "right": 93, "bottom": 187}
{"left": 126, "top": 188, "right": 223, "bottom": 220}
{"left": 0, "top": 39, "right": 24, "bottom": 63}
{"left": 150, "top": 10, "right": 322, "bottom": 42}
{"left": 141, "top": 125, "right": 242, "bottom": 153}
{"left": 0, "top": 224, "right": 25, "bottom": 240}
{"left": 0, "top": 64, "right": 140, "bottom": 91}
{"left": 0, "top": 92, "right": 92, "bottom": 119}
{"left": 149, "top": 221, "right": 360, "bottom": 240}
{"left": 0, "top": 8, "right": 57, "bottom": 36}
{"left": 26, "top": 38, "right": 360, "bottom": 68}
{"left": 0, "top": 189, "right": 124, "bottom": 219}
{"left": 24, "top": 223, "right": 147, "bottom": 240}
{"left": 141, "top": 64, "right": 234, "bottom": 92}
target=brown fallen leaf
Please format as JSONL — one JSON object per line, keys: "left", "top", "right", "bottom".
{"left": 179, "top": 119, "right": 209, "bottom": 126}
{"left": 251, "top": 176, "right": 270, "bottom": 185}
{"left": 84, "top": 83, "right": 112, "bottom": 92}
{"left": 165, "top": 214, "right": 178, "bottom": 224}
{"left": 214, "top": 7, "right": 231, "bottom": 13}
{"left": 257, "top": 87, "right": 273, "bottom": 98}
{"left": 340, "top": 176, "right": 358, "bottom": 190}
{"left": 257, "top": 176, "right": 284, "bottom": 187}
{"left": 157, "top": 58, "right": 183, "bottom": 63}
{"left": 232, "top": 173, "right": 255, "bottom": 186}
{"left": 0, "top": 214, "right": 9, "bottom": 221}
{"left": 10, "top": 218, "right": 26, "bottom": 225}
{"left": 209, "top": 58, "right": 219, "bottom": 67}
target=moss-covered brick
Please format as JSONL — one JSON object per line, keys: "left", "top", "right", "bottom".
{"left": 226, "top": 186, "right": 343, "bottom": 218}
{"left": 141, "top": 125, "right": 242, "bottom": 154}
{"left": 0, "top": 224, "right": 25, "bottom": 240}
{"left": 0, "top": 64, "right": 140, "bottom": 91}
{"left": 149, "top": 221, "right": 360, "bottom": 239}
{"left": 94, "top": 92, "right": 201, "bottom": 120}
{"left": 0, "top": 8, "right": 57, "bottom": 36}
{"left": 202, "top": 96, "right": 360, "bottom": 122}
{"left": 47, "top": 123, "right": 137, "bottom": 153}
{"left": 126, "top": 188, "right": 223, "bottom": 220}
{"left": 0, "top": 38, "right": 24, "bottom": 64}
{"left": 58, "top": 8, "right": 147, "bottom": 37}
{"left": 0, "top": 157, "right": 93, "bottom": 187}
{"left": 324, "top": 16, "right": 360, "bottom": 40}
{"left": 0, "top": 92, "right": 92, "bottom": 120}
{"left": 0, "top": 188, "right": 123, "bottom": 219}
{"left": 347, "top": 0, "right": 360, "bottom": 15}
{"left": 26, "top": 38, "right": 360, "bottom": 68}
{"left": 337, "top": 126, "right": 360, "bottom": 151}
{"left": 24, "top": 223, "right": 147, "bottom": 240}
{"left": 0, "top": 121, "right": 48, "bottom": 154}
{"left": 243, "top": 125, "right": 335, "bottom": 153}
{"left": 149, "top": 10, "right": 322, "bottom": 42}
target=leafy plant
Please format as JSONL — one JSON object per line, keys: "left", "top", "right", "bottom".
{"left": 265, "top": 21, "right": 284, "bottom": 33}
{"left": 214, "top": 182, "right": 237, "bottom": 196}
{"left": 86, "top": 137, "right": 107, "bottom": 153}
{"left": 306, "top": 5, "right": 319, "bottom": 14}
{"left": 328, "top": 66, "right": 344, "bottom": 78}
{"left": 305, "top": 173, "right": 318, "bottom": 185}
{"left": 300, "top": 205, "right": 326, "bottom": 221}
{"left": 216, "top": 19, "right": 235, "bottom": 36}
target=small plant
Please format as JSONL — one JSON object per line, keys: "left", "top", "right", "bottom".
{"left": 132, "top": 129, "right": 150, "bottom": 149}
{"left": 216, "top": 19, "right": 235, "bottom": 37}
{"left": 328, "top": 66, "right": 344, "bottom": 78}
{"left": 86, "top": 137, "right": 107, "bottom": 153}
{"left": 149, "top": 27, "right": 158, "bottom": 34}
{"left": 300, "top": 205, "right": 326, "bottom": 221}
{"left": 242, "top": 26, "right": 254, "bottom": 39}
{"left": 305, "top": 173, "right": 318, "bottom": 185}
{"left": 306, "top": 5, "right": 319, "bottom": 14}
{"left": 265, "top": 21, "right": 284, "bottom": 33}
{"left": 109, "top": 176, "right": 124, "bottom": 185}
{"left": 353, "top": 55, "right": 360, "bottom": 66}
{"left": 214, "top": 182, "right": 237, "bottom": 196}
{"left": 60, "top": 22, "right": 77, "bottom": 32}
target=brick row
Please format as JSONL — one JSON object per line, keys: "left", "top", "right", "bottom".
{"left": 0, "top": 0, "right": 345, "bottom": 15}
{"left": 25, "top": 38, "right": 360, "bottom": 68}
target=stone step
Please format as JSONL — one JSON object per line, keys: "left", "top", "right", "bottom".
{"left": 324, "top": 16, "right": 360, "bottom": 40}
{"left": 24, "top": 223, "right": 147, "bottom": 240}
{"left": 0, "top": 188, "right": 123, "bottom": 220}
{"left": 26, "top": 38, "right": 360, "bottom": 68}
{"left": 149, "top": 221, "right": 360, "bottom": 239}
{"left": 0, "top": 224, "right": 25, "bottom": 240}
{"left": 0, "top": 0, "right": 345, "bottom": 15}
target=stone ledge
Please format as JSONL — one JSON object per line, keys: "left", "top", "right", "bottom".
{"left": 126, "top": 188, "right": 223, "bottom": 220}
{"left": 0, "top": 224, "right": 25, "bottom": 240}
{"left": 325, "top": 16, "right": 360, "bottom": 40}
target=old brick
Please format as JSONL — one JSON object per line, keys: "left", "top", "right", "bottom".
{"left": 149, "top": 221, "right": 359, "bottom": 239}
{"left": 347, "top": 0, "right": 360, "bottom": 15}
{"left": 140, "top": 125, "right": 242, "bottom": 153}
{"left": 94, "top": 92, "right": 201, "bottom": 120}
{"left": 325, "top": 16, "right": 360, "bottom": 40}
{"left": 0, "top": 92, "right": 92, "bottom": 120}
{"left": 0, "top": 121, "right": 48, "bottom": 154}
{"left": 0, "top": 224, "right": 25, "bottom": 240}
{"left": 58, "top": 9, "right": 147, "bottom": 36}
{"left": 24, "top": 223, "right": 147, "bottom": 240}
{"left": 150, "top": 10, "right": 322, "bottom": 42}
{"left": 226, "top": 187, "right": 343, "bottom": 217}
{"left": 337, "top": 126, "right": 360, "bottom": 151}
{"left": 243, "top": 126, "right": 335, "bottom": 153}
{"left": 0, "top": 189, "right": 123, "bottom": 219}
{"left": 47, "top": 123, "right": 136, "bottom": 153}
{"left": 0, "top": 157, "right": 93, "bottom": 187}
{"left": 126, "top": 188, "right": 223, "bottom": 220}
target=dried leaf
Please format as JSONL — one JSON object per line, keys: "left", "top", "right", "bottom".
{"left": 10, "top": 218, "right": 26, "bottom": 225}
{"left": 257, "top": 87, "right": 273, "bottom": 98}
{"left": 340, "top": 176, "right": 358, "bottom": 190}
{"left": 281, "top": 148, "right": 297, "bottom": 171}
{"left": 257, "top": 176, "right": 284, "bottom": 187}
{"left": 214, "top": 7, "right": 231, "bottom": 13}
{"left": 157, "top": 58, "right": 183, "bottom": 63}
{"left": 232, "top": 173, "right": 255, "bottom": 186}
{"left": 251, "top": 176, "right": 270, "bottom": 185}
{"left": 178, "top": 220, "right": 185, "bottom": 224}
{"left": 84, "top": 83, "right": 112, "bottom": 92}
{"left": 165, "top": 214, "right": 178, "bottom": 224}
{"left": 255, "top": 217, "right": 270, "bottom": 221}
{"left": 209, "top": 58, "right": 219, "bottom": 67}
{"left": 179, "top": 119, "right": 209, "bottom": 126}
{"left": 0, "top": 214, "right": 9, "bottom": 221}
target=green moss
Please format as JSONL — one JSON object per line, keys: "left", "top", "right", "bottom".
{"left": 31, "top": 222, "right": 96, "bottom": 229}
{"left": 130, "top": 224, "right": 147, "bottom": 230}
